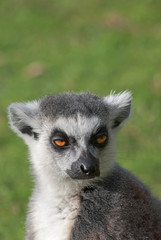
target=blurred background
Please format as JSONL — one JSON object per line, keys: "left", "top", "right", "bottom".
{"left": 0, "top": 0, "right": 161, "bottom": 239}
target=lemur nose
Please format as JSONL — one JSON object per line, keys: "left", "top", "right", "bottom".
{"left": 80, "top": 163, "right": 96, "bottom": 176}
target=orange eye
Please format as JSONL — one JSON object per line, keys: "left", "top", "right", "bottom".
{"left": 54, "top": 140, "right": 67, "bottom": 147}
{"left": 96, "top": 135, "right": 107, "bottom": 144}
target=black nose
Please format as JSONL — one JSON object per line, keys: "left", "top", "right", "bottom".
{"left": 66, "top": 150, "right": 100, "bottom": 179}
{"left": 80, "top": 163, "right": 96, "bottom": 176}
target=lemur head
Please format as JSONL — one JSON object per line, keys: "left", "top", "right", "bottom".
{"left": 8, "top": 92, "right": 132, "bottom": 183}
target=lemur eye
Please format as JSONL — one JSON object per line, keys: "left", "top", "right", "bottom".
{"left": 54, "top": 140, "right": 67, "bottom": 147}
{"left": 91, "top": 133, "right": 108, "bottom": 148}
{"left": 96, "top": 135, "right": 107, "bottom": 144}
{"left": 50, "top": 130, "right": 70, "bottom": 149}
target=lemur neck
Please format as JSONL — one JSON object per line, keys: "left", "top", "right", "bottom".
{"left": 35, "top": 174, "right": 88, "bottom": 200}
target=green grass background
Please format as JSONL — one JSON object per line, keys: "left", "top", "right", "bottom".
{"left": 0, "top": 0, "right": 161, "bottom": 239}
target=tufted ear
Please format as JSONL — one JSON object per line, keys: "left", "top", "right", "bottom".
{"left": 8, "top": 101, "right": 41, "bottom": 140}
{"left": 103, "top": 91, "right": 132, "bottom": 129}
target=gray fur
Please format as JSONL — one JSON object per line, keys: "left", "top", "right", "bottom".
{"left": 39, "top": 92, "right": 108, "bottom": 119}
{"left": 71, "top": 164, "right": 161, "bottom": 239}
{"left": 8, "top": 91, "right": 161, "bottom": 240}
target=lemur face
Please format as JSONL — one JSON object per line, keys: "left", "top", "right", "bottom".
{"left": 43, "top": 115, "right": 110, "bottom": 180}
{"left": 8, "top": 92, "right": 132, "bottom": 181}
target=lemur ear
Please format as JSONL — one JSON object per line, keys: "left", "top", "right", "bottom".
{"left": 8, "top": 101, "right": 40, "bottom": 140}
{"left": 103, "top": 91, "right": 132, "bottom": 129}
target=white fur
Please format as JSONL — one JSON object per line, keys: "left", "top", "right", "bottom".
{"left": 9, "top": 101, "right": 41, "bottom": 145}
{"left": 104, "top": 91, "right": 132, "bottom": 108}
{"left": 26, "top": 183, "right": 80, "bottom": 240}
{"left": 103, "top": 91, "right": 132, "bottom": 129}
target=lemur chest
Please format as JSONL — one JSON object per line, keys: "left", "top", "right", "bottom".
{"left": 31, "top": 194, "right": 80, "bottom": 240}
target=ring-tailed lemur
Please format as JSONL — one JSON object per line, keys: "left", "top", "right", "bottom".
{"left": 8, "top": 91, "right": 161, "bottom": 240}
